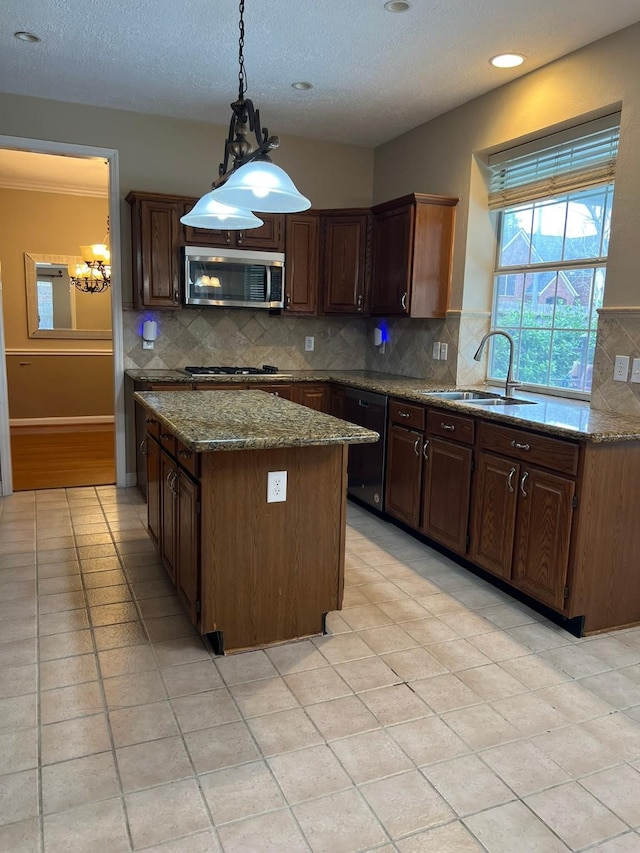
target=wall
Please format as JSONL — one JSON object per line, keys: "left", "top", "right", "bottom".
{"left": 372, "top": 23, "right": 640, "bottom": 410}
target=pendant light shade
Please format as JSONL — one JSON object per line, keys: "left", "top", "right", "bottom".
{"left": 212, "top": 160, "right": 311, "bottom": 214}
{"left": 180, "top": 194, "right": 263, "bottom": 230}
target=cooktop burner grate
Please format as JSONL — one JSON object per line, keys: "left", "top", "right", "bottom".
{"left": 184, "top": 364, "right": 280, "bottom": 376}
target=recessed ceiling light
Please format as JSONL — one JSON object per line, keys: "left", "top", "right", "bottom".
{"left": 490, "top": 53, "right": 525, "bottom": 68}
{"left": 384, "top": 1, "right": 411, "bottom": 12}
{"left": 292, "top": 82, "right": 313, "bottom": 91}
{"left": 14, "top": 31, "right": 40, "bottom": 43}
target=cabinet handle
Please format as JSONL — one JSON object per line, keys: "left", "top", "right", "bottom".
{"left": 520, "top": 471, "right": 529, "bottom": 497}
{"left": 177, "top": 449, "right": 191, "bottom": 459}
{"left": 440, "top": 422, "right": 455, "bottom": 431}
{"left": 237, "top": 232, "right": 243, "bottom": 245}
{"left": 173, "top": 289, "right": 179, "bottom": 303}
{"left": 356, "top": 294, "right": 363, "bottom": 311}
{"left": 286, "top": 293, "right": 291, "bottom": 308}
{"left": 422, "top": 439, "right": 430, "bottom": 460}
{"left": 511, "top": 440, "right": 530, "bottom": 451}
{"left": 401, "top": 292, "right": 407, "bottom": 310}
{"left": 413, "top": 436, "right": 421, "bottom": 456}
{"left": 145, "top": 417, "right": 155, "bottom": 425}
{"left": 507, "top": 467, "right": 516, "bottom": 492}
{"left": 398, "top": 411, "right": 410, "bottom": 419}
{"left": 140, "top": 439, "right": 147, "bottom": 456}
{"left": 160, "top": 433, "right": 173, "bottom": 441}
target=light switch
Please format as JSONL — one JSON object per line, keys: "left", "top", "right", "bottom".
{"left": 614, "top": 355, "right": 630, "bottom": 382}
{"left": 440, "top": 343, "right": 448, "bottom": 360}
{"left": 432, "top": 342, "right": 441, "bottom": 360}
{"left": 632, "top": 358, "right": 640, "bottom": 383}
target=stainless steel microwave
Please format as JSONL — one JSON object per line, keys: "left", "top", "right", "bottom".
{"left": 183, "top": 246, "right": 285, "bottom": 309}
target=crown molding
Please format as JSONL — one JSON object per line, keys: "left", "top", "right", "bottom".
{"left": 0, "top": 176, "right": 108, "bottom": 198}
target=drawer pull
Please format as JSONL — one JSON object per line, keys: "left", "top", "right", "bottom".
{"left": 398, "top": 411, "right": 411, "bottom": 419}
{"left": 507, "top": 467, "right": 516, "bottom": 492}
{"left": 520, "top": 471, "right": 529, "bottom": 497}
{"left": 401, "top": 292, "right": 407, "bottom": 310}
{"left": 178, "top": 449, "right": 191, "bottom": 459}
{"left": 160, "top": 433, "right": 173, "bottom": 441}
{"left": 422, "top": 439, "right": 430, "bottom": 461}
{"left": 441, "top": 422, "right": 455, "bottom": 431}
{"left": 413, "top": 436, "right": 421, "bottom": 456}
{"left": 139, "top": 439, "right": 147, "bottom": 456}
{"left": 511, "top": 440, "right": 530, "bottom": 451}
{"left": 356, "top": 294, "right": 363, "bottom": 311}
{"left": 146, "top": 417, "right": 155, "bottom": 425}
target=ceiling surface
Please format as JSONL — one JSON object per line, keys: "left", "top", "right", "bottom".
{"left": 3, "top": 0, "right": 640, "bottom": 148}
{"left": 0, "top": 150, "right": 108, "bottom": 196}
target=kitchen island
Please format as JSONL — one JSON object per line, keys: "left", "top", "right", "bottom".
{"left": 134, "top": 389, "right": 379, "bottom": 653}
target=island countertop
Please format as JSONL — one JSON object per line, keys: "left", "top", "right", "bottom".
{"left": 134, "top": 389, "right": 380, "bottom": 452}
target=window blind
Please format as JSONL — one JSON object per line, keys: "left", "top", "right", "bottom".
{"left": 488, "top": 114, "right": 620, "bottom": 210}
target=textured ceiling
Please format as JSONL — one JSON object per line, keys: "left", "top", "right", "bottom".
{"left": 3, "top": 0, "right": 640, "bottom": 147}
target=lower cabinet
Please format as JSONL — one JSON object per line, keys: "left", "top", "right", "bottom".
{"left": 146, "top": 432, "right": 161, "bottom": 543}
{"left": 293, "top": 383, "right": 331, "bottom": 413}
{"left": 421, "top": 436, "right": 472, "bottom": 555}
{"left": 385, "top": 423, "right": 423, "bottom": 527}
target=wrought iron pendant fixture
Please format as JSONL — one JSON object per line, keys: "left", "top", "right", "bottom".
{"left": 182, "top": 0, "right": 310, "bottom": 231}
{"left": 68, "top": 225, "right": 111, "bottom": 294}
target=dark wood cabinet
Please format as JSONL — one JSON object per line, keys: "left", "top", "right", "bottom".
{"left": 127, "top": 192, "right": 184, "bottom": 309}
{"left": 385, "top": 423, "right": 424, "bottom": 528}
{"left": 284, "top": 213, "right": 320, "bottom": 314}
{"left": 174, "top": 468, "right": 201, "bottom": 624}
{"left": 470, "top": 451, "right": 520, "bottom": 579}
{"left": 421, "top": 436, "right": 473, "bottom": 555}
{"left": 371, "top": 193, "right": 457, "bottom": 318}
{"left": 256, "top": 384, "right": 293, "bottom": 401}
{"left": 293, "top": 383, "right": 331, "bottom": 413}
{"left": 159, "top": 447, "right": 178, "bottom": 583}
{"left": 322, "top": 212, "right": 370, "bottom": 314}
{"left": 184, "top": 211, "right": 284, "bottom": 251}
{"left": 146, "top": 433, "right": 161, "bottom": 544}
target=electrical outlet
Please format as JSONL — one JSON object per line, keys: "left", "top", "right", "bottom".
{"left": 440, "top": 342, "right": 448, "bottom": 360}
{"left": 142, "top": 340, "right": 154, "bottom": 350}
{"left": 614, "top": 355, "right": 630, "bottom": 382}
{"left": 432, "top": 341, "right": 441, "bottom": 360}
{"left": 632, "top": 358, "right": 640, "bottom": 383}
{"left": 305, "top": 336, "right": 315, "bottom": 352}
{"left": 267, "top": 470, "right": 287, "bottom": 503}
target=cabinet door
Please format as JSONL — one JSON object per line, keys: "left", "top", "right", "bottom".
{"left": 159, "top": 450, "right": 177, "bottom": 583}
{"left": 255, "top": 384, "right": 293, "bottom": 400}
{"left": 512, "top": 468, "right": 575, "bottom": 610}
{"left": 385, "top": 424, "right": 423, "bottom": 528}
{"left": 146, "top": 436, "right": 161, "bottom": 543}
{"left": 237, "top": 214, "right": 285, "bottom": 250}
{"left": 470, "top": 452, "right": 519, "bottom": 579}
{"left": 284, "top": 214, "right": 319, "bottom": 314}
{"left": 293, "top": 384, "right": 331, "bottom": 413}
{"left": 175, "top": 470, "right": 201, "bottom": 625}
{"left": 421, "top": 437, "right": 472, "bottom": 554}
{"left": 371, "top": 204, "right": 413, "bottom": 316}
{"left": 134, "top": 198, "right": 182, "bottom": 308}
{"left": 322, "top": 214, "right": 369, "bottom": 314}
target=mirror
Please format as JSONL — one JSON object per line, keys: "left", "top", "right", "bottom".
{"left": 24, "top": 252, "right": 112, "bottom": 340}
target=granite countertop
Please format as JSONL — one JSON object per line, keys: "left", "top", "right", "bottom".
{"left": 126, "top": 369, "right": 640, "bottom": 443}
{"left": 134, "top": 390, "right": 380, "bottom": 452}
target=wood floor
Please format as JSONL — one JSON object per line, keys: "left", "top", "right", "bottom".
{"left": 10, "top": 424, "right": 116, "bottom": 491}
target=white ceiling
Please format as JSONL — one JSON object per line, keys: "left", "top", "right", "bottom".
{"left": 3, "top": 0, "right": 640, "bottom": 148}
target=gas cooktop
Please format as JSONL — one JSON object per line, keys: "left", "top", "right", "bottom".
{"left": 184, "top": 365, "right": 287, "bottom": 377}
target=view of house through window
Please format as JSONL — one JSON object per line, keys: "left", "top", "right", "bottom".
{"left": 487, "top": 117, "right": 619, "bottom": 396}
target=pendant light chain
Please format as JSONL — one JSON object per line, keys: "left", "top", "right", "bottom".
{"left": 237, "top": 0, "right": 246, "bottom": 100}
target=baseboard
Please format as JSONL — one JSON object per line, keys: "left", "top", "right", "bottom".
{"left": 10, "top": 415, "right": 115, "bottom": 427}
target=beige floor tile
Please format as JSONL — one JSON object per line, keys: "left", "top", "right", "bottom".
{"left": 312, "top": 632, "right": 374, "bottom": 664}
{"left": 481, "top": 739, "right": 571, "bottom": 796}
{"left": 293, "top": 788, "right": 387, "bottom": 853}
{"left": 39, "top": 630, "right": 95, "bottom": 664}
{"left": 305, "top": 694, "right": 380, "bottom": 741}
{"left": 361, "top": 769, "right": 453, "bottom": 838}
{"left": 340, "top": 603, "right": 394, "bottom": 631}
{"left": 532, "top": 725, "right": 625, "bottom": 777}
{"left": 377, "top": 598, "right": 431, "bottom": 623}
{"left": 184, "top": 721, "right": 260, "bottom": 773}
{"left": 42, "top": 751, "right": 120, "bottom": 815}
{"left": 402, "top": 616, "right": 459, "bottom": 644}
{"left": 144, "top": 613, "right": 198, "bottom": 642}
{"left": 526, "top": 781, "right": 627, "bottom": 850}
{"left": 424, "top": 754, "right": 514, "bottom": 817}
{"left": 360, "top": 682, "right": 432, "bottom": 726}
{"left": 125, "top": 778, "right": 211, "bottom": 848}
{"left": 580, "top": 764, "right": 640, "bottom": 825}
{"left": 0, "top": 769, "right": 39, "bottom": 826}
{"left": 98, "top": 643, "right": 159, "bottom": 678}
{"left": 0, "top": 637, "right": 37, "bottom": 668}
{"left": 507, "top": 621, "right": 575, "bottom": 653}
{"left": 580, "top": 670, "right": 640, "bottom": 710}
{"left": 381, "top": 647, "right": 449, "bottom": 681}
{"left": 39, "top": 653, "right": 98, "bottom": 690}
{"left": 395, "top": 820, "right": 484, "bottom": 852}
{"left": 585, "top": 833, "right": 640, "bottom": 852}
{"left": 215, "top": 648, "right": 278, "bottom": 684}
{"left": 330, "top": 728, "right": 413, "bottom": 783}
{"left": 137, "top": 595, "right": 185, "bottom": 618}
{"left": 38, "top": 575, "right": 82, "bottom": 596}
{"left": 389, "top": 715, "right": 469, "bottom": 766}
{"left": 248, "top": 707, "right": 323, "bottom": 755}
{"left": 0, "top": 693, "right": 37, "bottom": 731}
{"left": 117, "top": 734, "right": 193, "bottom": 792}
{"left": 410, "top": 673, "right": 482, "bottom": 713}
{"left": 135, "top": 830, "right": 220, "bottom": 853}
{"left": 284, "top": 666, "right": 352, "bottom": 705}
{"left": 39, "top": 609, "right": 89, "bottom": 637}
{"left": 93, "top": 621, "right": 149, "bottom": 651}
{"left": 109, "top": 699, "right": 179, "bottom": 747}
{"left": 199, "top": 760, "right": 285, "bottom": 824}
{"left": 85, "top": 585, "right": 132, "bottom": 607}
{"left": 0, "top": 662, "right": 37, "bottom": 698}
{"left": 356, "top": 624, "right": 419, "bottom": 655}
{"left": 104, "top": 668, "right": 167, "bottom": 708}
{"left": 41, "top": 713, "right": 111, "bottom": 765}
{"left": 497, "top": 654, "right": 570, "bottom": 689}
{"left": 40, "top": 681, "right": 104, "bottom": 724}
{"left": 416, "top": 592, "right": 467, "bottom": 616}
{"left": 581, "top": 712, "right": 640, "bottom": 761}
{"left": 537, "top": 681, "right": 616, "bottom": 722}
{"left": 442, "top": 703, "right": 520, "bottom": 750}
{"left": 172, "top": 688, "right": 240, "bottom": 732}
{"left": 43, "top": 798, "right": 130, "bottom": 853}
{"left": 0, "top": 616, "right": 36, "bottom": 644}
{"left": 0, "top": 817, "right": 41, "bottom": 853}
{"left": 268, "top": 744, "right": 352, "bottom": 804}
{"left": 152, "top": 635, "right": 210, "bottom": 667}
{"left": 38, "top": 590, "right": 85, "bottom": 614}
{"left": 342, "top": 586, "right": 369, "bottom": 607}
{"left": 0, "top": 581, "right": 36, "bottom": 603}
{"left": 217, "top": 808, "right": 307, "bottom": 853}
{"left": 0, "top": 728, "right": 38, "bottom": 775}
{"left": 229, "top": 676, "right": 299, "bottom": 718}
{"left": 540, "top": 643, "right": 615, "bottom": 678}
{"left": 83, "top": 569, "right": 128, "bottom": 589}
{"left": 89, "top": 601, "right": 139, "bottom": 628}
{"left": 335, "top": 655, "right": 401, "bottom": 692}
{"left": 263, "top": 639, "right": 328, "bottom": 675}
{"left": 161, "top": 659, "right": 223, "bottom": 696}
{"left": 464, "top": 799, "right": 570, "bottom": 852}
{"left": 490, "top": 691, "right": 570, "bottom": 736}
{"left": 582, "top": 635, "right": 640, "bottom": 668}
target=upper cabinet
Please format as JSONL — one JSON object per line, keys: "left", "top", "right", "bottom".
{"left": 127, "top": 192, "right": 184, "bottom": 309}
{"left": 284, "top": 213, "right": 320, "bottom": 315}
{"left": 321, "top": 211, "right": 371, "bottom": 315}
{"left": 183, "top": 209, "right": 285, "bottom": 251}
{"left": 370, "top": 193, "right": 458, "bottom": 318}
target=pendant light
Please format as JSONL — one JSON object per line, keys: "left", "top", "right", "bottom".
{"left": 181, "top": 0, "right": 310, "bottom": 231}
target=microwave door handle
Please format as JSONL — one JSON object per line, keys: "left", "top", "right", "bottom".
{"left": 265, "top": 265, "right": 271, "bottom": 304}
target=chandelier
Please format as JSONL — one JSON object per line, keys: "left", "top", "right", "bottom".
{"left": 68, "top": 224, "right": 111, "bottom": 294}
{"left": 181, "top": 0, "right": 310, "bottom": 231}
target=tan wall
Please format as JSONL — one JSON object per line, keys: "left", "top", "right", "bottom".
{"left": 373, "top": 23, "right": 640, "bottom": 313}
{"left": 6, "top": 354, "right": 114, "bottom": 419}
{"left": 0, "top": 188, "right": 112, "bottom": 349}
{"left": 0, "top": 93, "right": 375, "bottom": 305}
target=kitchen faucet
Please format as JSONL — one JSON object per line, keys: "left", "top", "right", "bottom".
{"left": 473, "top": 330, "right": 520, "bottom": 398}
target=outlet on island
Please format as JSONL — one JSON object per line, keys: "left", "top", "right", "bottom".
{"left": 267, "top": 470, "right": 287, "bottom": 503}
{"left": 305, "top": 336, "right": 315, "bottom": 352}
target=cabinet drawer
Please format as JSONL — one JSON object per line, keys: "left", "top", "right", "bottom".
{"left": 427, "top": 410, "right": 474, "bottom": 445}
{"left": 176, "top": 440, "right": 199, "bottom": 479}
{"left": 158, "top": 430, "right": 177, "bottom": 455}
{"left": 479, "top": 421, "right": 579, "bottom": 476}
{"left": 145, "top": 415, "right": 160, "bottom": 440}
{"left": 389, "top": 399, "right": 425, "bottom": 430}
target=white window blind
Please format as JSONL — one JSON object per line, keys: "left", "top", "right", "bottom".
{"left": 488, "top": 114, "right": 620, "bottom": 211}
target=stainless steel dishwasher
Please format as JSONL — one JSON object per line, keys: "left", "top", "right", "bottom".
{"left": 342, "top": 388, "right": 387, "bottom": 510}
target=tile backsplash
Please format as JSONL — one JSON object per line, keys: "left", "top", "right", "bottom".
{"left": 591, "top": 309, "right": 640, "bottom": 415}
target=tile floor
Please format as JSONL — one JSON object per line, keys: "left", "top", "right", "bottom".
{"left": 1, "top": 487, "right": 640, "bottom": 852}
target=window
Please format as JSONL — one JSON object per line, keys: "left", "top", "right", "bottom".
{"left": 487, "top": 116, "right": 619, "bottom": 395}
{"left": 36, "top": 279, "right": 55, "bottom": 329}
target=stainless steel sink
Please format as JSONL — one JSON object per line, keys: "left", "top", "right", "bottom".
{"left": 463, "top": 397, "right": 536, "bottom": 406}
{"left": 418, "top": 390, "right": 501, "bottom": 401}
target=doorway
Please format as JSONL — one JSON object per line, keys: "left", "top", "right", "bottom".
{"left": 0, "top": 137, "right": 125, "bottom": 494}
